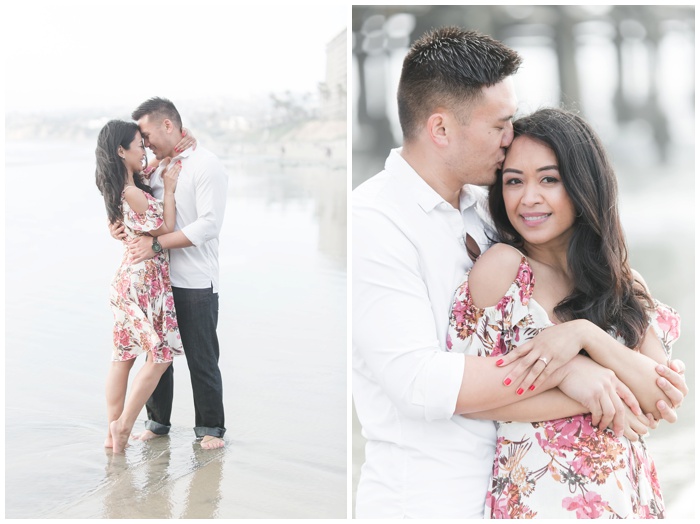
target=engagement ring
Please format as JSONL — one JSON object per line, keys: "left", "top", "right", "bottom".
{"left": 538, "top": 357, "right": 549, "bottom": 366}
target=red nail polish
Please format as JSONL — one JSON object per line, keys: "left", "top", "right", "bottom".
{"left": 529, "top": 385, "right": 535, "bottom": 391}
{"left": 504, "top": 378, "right": 511, "bottom": 386}
{"left": 496, "top": 359, "right": 503, "bottom": 366}
{"left": 516, "top": 388, "right": 524, "bottom": 395}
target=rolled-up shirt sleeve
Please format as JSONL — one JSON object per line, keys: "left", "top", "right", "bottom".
{"left": 179, "top": 160, "right": 228, "bottom": 246}
{"left": 353, "top": 205, "right": 464, "bottom": 421}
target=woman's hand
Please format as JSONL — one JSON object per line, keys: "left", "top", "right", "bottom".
{"left": 618, "top": 404, "right": 652, "bottom": 442}
{"left": 162, "top": 159, "right": 181, "bottom": 194}
{"left": 143, "top": 157, "right": 159, "bottom": 176}
{"left": 174, "top": 127, "right": 197, "bottom": 153}
{"left": 555, "top": 355, "right": 641, "bottom": 437}
{"left": 496, "top": 319, "right": 591, "bottom": 393}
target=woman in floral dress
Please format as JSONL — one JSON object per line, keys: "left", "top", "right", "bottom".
{"left": 446, "top": 108, "right": 681, "bottom": 518}
{"left": 95, "top": 120, "right": 191, "bottom": 453}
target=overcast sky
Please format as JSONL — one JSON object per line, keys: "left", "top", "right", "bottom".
{"left": 4, "top": 1, "right": 348, "bottom": 113}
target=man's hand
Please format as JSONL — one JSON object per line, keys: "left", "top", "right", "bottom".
{"left": 669, "top": 358, "right": 687, "bottom": 376}
{"left": 127, "top": 236, "right": 156, "bottom": 264}
{"left": 555, "top": 355, "right": 640, "bottom": 437}
{"left": 651, "top": 361, "right": 688, "bottom": 423}
{"left": 109, "top": 221, "right": 127, "bottom": 242}
{"left": 659, "top": 360, "right": 688, "bottom": 408}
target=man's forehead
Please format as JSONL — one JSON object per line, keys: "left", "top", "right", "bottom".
{"left": 478, "top": 83, "right": 517, "bottom": 117}
{"left": 137, "top": 114, "right": 152, "bottom": 128}
{"left": 137, "top": 113, "right": 163, "bottom": 130}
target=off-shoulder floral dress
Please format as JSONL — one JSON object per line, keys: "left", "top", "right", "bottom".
{"left": 447, "top": 251, "right": 681, "bottom": 519}
{"left": 110, "top": 189, "right": 183, "bottom": 364}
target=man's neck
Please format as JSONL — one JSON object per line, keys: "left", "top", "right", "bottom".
{"left": 161, "top": 145, "right": 178, "bottom": 160}
{"left": 401, "top": 144, "right": 462, "bottom": 209}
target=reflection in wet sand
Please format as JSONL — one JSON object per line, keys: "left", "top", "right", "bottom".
{"left": 180, "top": 445, "right": 225, "bottom": 519}
{"left": 100, "top": 443, "right": 178, "bottom": 519}
{"left": 51, "top": 430, "right": 227, "bottom": 519}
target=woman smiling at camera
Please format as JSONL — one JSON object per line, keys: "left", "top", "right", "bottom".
{"left": 447, "top": 108, "right": 682, "bottom": 519}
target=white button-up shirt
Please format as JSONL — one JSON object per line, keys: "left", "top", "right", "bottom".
{"left": 150, "top": 145, "right": 228, "bottom": 292}
{"left": 352, "top": 148, "right": 497, "bottom": 518}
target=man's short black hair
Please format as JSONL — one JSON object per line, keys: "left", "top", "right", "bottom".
{"left": 398, "top": 27, "right": 522, "bottom": 140}
{"left": 132, "top": 97, "right": 183, "bottom": 129}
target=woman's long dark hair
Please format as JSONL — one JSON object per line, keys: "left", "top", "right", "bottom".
{"left": 95, "top": 120, "right": 152, "bottom": 224}
{"left": 488, "top": 108, "right": 653, "bottom": 347}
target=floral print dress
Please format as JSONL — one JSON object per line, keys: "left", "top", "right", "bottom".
{"left": 110, "top": 189, "right": 183, "bottom": 364}
{"left": 447, "top": 252, "right": 681, "bottom": 519}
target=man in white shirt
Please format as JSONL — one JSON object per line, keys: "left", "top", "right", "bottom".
{"left": 127, "top": 97, "right": 228, "bottom": 450}
{"left": 352, "top": 27, "right": 687, "bottom": 518}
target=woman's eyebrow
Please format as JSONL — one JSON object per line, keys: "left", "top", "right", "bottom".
{"left": 502, "top": 165, "right": 558, "bottom": 175}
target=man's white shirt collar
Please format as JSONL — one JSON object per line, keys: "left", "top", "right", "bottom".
{"left": 388, "top": 147, "right": 485, "bottom": 216}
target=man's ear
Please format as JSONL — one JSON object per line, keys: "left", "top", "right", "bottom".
{"left": 426, "top": 112, "right": 449, "bottom": 147}
{"left": 163, "top": 118, "right": 174, "bottom": 134}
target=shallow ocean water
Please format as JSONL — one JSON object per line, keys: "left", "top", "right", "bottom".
{"left": 4, "top": 139, "right": 348, "bottom": 519}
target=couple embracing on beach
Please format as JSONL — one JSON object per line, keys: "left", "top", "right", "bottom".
{"left": 95, "top": 97, "right": 228, "bottom": 453}
{"left": 353, "top": 27, "right": 688, "bottom": 519}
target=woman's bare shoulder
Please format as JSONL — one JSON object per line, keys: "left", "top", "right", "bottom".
{"left": 469, "top": 243, "right": 526, "bottom": 308}
{"left": 122, "top": 185, "right": 149, "bottom": 214}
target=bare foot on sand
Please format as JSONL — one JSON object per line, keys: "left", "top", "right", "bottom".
{"left": 110, "top": 421, "right": 130, "bottom": 454}
{"left": 131, "top": 429, "right": 162, "bottom": 442}
{"left": 201, "top": 436, "right": 225, "bottom": 450}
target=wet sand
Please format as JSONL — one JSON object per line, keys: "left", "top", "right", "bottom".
{"left": 5, "top": 140, "right": 347, "bottom": 519}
